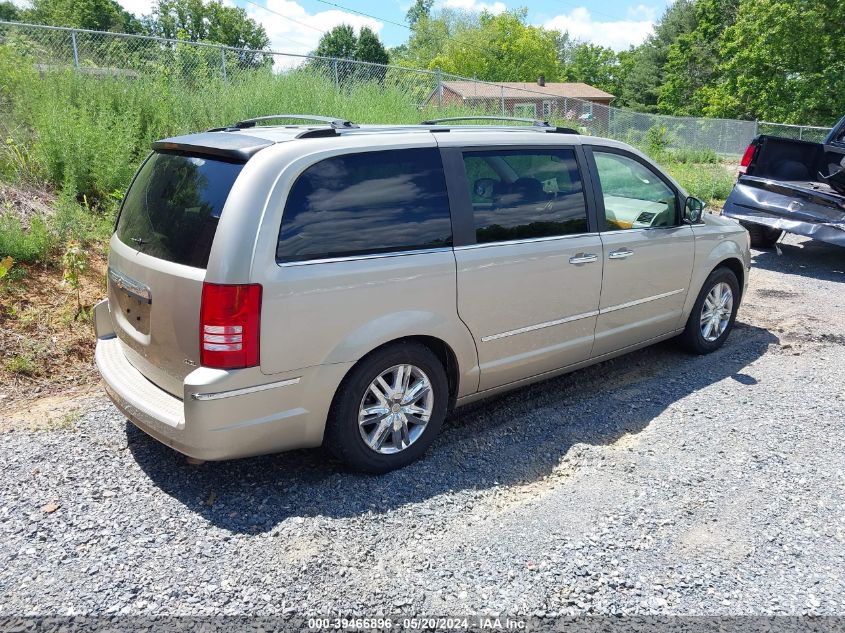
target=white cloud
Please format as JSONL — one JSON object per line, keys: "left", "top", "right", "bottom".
{"left": 543, "top": 6, "right": 654, "bottom": 51}
{"left": 245, "top": 0, "right": 383, "bottom": 67}
{"left": 116, "top": 0, "right": 157, "bottom": 18}
{"left": 627, "top": 4, "right": 658, "bottom": 21}
{"left": 115, "top": 0, "right": 381, "bottom": 69}
{"left": 440, "top": 0, "right": 506, "bottom": 14}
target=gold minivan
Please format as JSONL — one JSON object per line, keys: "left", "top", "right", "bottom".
{"left": 94, "top": 115, "right": 751, "bottom": 473}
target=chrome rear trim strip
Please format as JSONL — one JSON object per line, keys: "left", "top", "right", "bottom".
{"left": 278, "top": 247, "right": 452, "bottom": 267}
{"left": 481, "top": 310, "right": 599, "bottom": 342}
{"left": 454, "top": 233, "right": 598, "bottom": 250}
{"left": 191, "top": 377, "right": 301, "bottom": 401}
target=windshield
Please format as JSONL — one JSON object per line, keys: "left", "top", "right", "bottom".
{"left": 115, "top": 152, "right": 244, "bottom": 268}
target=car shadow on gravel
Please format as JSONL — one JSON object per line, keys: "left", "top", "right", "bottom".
{"left": 129, "top": 323, "right": 777, "bottom": 534}
{"left": 751, "top": 238, "right": 845, "bottom": 283}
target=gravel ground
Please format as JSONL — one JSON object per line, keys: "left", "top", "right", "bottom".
{"left": 1, "top": 233, "right": 844, "bottom": 618}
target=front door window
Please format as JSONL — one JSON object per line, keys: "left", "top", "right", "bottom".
{"left": 592, "top": 152, "right": 678, "bottom": 230}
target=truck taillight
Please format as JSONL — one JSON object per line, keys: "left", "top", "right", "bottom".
{"left": 739, "top": 142, "right": 756, "bottom": 175}
{"left": 199, "top": 283, "right": 261, "bottom": 369}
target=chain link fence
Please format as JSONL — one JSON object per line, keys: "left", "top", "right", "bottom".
{"left": 0, "top": 20, "right": 822, "bottom": 157}
{"left": 757, "top": 121, "right": 832, "bottom": 143}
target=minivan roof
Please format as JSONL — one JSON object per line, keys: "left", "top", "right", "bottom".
{"left": 152, "top": 115, "right": 590, "bottom": 161}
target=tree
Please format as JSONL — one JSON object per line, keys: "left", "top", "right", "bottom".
{"left": 146, "top": 0, "right": 269, "bottom": 50}
{"left": 0, "top": 1, "right": 19, "bottom": 21}
{"left": 406, "top": 0, "right": 434, "bottom": 28}
{"left": 391, "top": 10, "right": 458, "bottom": 70}
{"left": 554, "top": 31, "right": 576, "bottom": 68}
{"left": 658, "top": 0, "right": 739, "bottom": 116}
{"left": 562, "top": 42, "right": 617, "bottom": 94}
{"left": 313, "top": 24, "right": 389, "bottom": 64}
{"left": 614, "top": 0, "right": 698, "bottom": 111}
{"left": 22, "top": 0, "right": 142, "bottom": 32}
{"left": 355, "top": 27, "right": 389, "bottom": 65}
{"left": 406, "top": 9, "right": 561, "bottom": 82}
{"left": 313, "top": 24, "right": 358, "bottom": 59}
{"left": 705, "top": 0, "right": 845, "bottom": 125}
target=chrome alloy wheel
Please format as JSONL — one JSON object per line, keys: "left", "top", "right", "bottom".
{"left": 700, "top": 281, "right": 733, "bottom": 342}
{"left": 358, "top": 364, "right": 434, "bottom": 454}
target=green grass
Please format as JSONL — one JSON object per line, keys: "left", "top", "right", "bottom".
{"left": 0, "top": 42, "right": 738, "bottom": 263}
{"left": 0, "top": 214, "right": 52, "bottom": 263}
{"left": 1, "top": 45, "right": 458, "bottom": 204}
{"left": 664, "top": 162, "right": 735, "bottom": 205}
{"left": 4, "top": 352, "right": 38, "bottom": 376}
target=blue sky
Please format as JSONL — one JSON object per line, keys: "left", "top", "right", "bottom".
{"left": 115, "top": 0, "right": 671, "bottom": 58}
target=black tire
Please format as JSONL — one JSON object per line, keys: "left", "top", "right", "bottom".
{"left": 741, "top": 221, "right": 782, "bottom": 248}
{"left": 680, "top": 267, "right": 740, "bottom": 355}
{"left": 324, "top": 342, "right": 448, "bottom": 474}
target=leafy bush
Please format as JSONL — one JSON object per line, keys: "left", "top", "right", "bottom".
{"left": 51, "top": 193, "right": 116, "bottom": 245}
{"left": 0, "top": 214, "right": 53, "bottom": 263}
{"left": 4, "top": 353, "right": 38, "bottom": 376}
{"left": 664, "top": 147, "right": 720, "bottom": 164}
{"left": 644, "top": 125, "right": 672, "bottom": 155}
{"left": 665, "top": 163, "right": 735, "bottom": 204}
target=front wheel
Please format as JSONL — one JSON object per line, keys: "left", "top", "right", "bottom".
{"left": 680, "top": 267, "right": 740, "bottom": 354}
{"left": 324, "top": 342, "right": 448, "bottom": 474}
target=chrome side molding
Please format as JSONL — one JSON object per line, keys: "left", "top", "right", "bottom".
{"left": 481, "top": 288, "right": 686, "bottom": 342}
{"left": 481, "top": 310, "right": 599, "bottom": 342}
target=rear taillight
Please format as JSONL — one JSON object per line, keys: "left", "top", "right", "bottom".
{"left": 739, "top": 142, "right": 757, "bottom": 175}
{"left": 199, "top": 283, "right": 261, "bottom": 369}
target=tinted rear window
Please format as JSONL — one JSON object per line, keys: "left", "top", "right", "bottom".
{"left": 276, "top": 148, "right": 452, "bottom": 263}
{"left": 116, "top": 152, "right": 243, "bottom": 268}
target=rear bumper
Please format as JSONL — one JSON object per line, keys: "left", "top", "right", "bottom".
{"left": 95, "top": 334, "right": 352, "bottom": 461}
{"left": 724, "top": 204, "right": 845, "bottom": 247}
{"left": 723, "top": 181, "right": 845, "bottom": 247}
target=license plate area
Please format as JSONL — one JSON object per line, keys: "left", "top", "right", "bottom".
{"left": 115, "top": 290, "right": 151, "bottom": 335}
{"left": 109, "top": 268, "right": 152, "bottom": 336}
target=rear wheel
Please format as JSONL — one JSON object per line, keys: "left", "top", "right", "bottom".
{"left": 741, "top": 221, "right": 782, "bottom": 248}
{"left": 680, "top": 267, "right": 740, "bottom": 354}
{"left": 324, "top": 342, "right": 448, "bottom": 474}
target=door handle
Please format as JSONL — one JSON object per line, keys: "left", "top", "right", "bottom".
{"left": 608, "top": 248, "right": 634, "bottom": 259}
{"left": 569, "top": 253, "right": 598, "bottom": 265}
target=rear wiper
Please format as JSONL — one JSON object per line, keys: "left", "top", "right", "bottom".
{"left": 130, "top": 237, "right": 148, "bottom": 247}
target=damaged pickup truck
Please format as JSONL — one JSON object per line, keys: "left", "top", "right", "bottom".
{"left": 723, "top": 115, "right": 845, "bottom": 248}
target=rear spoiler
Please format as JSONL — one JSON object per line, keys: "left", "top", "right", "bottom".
{"left": 152, "top": 132, "right": 273, "bottom": 162}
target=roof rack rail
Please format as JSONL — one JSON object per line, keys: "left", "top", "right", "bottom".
{"left": 419, "top": 116, "right": 579, "bottom": 135}
{"left": 229, "top": 115, "right": 359, "bottom": 130}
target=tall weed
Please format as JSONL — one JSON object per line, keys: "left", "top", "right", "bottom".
{"left": 0, "top": 214, "right": 52, "bottom": 262}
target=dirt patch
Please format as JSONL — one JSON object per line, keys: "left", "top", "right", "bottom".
{"left": 0, "top": 183, "right": 55, "bottom": 227}
{"left": 0, "top": 253, "right": 106, "bottom": 409}
{"left": 0, "top": 392, "right": 100, "bottom": 431}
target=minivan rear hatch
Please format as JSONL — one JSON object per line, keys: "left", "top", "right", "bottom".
{"left": 108, "top": 148, "right": 250, "bottom": 397}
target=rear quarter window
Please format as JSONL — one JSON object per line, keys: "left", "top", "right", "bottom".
{"left": 116, "top": 152, "right": 244, "bottom": 268}
{"left": 276, "top": 148, "right": 452, "bottom": 263}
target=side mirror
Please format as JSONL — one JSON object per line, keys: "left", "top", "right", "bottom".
{"left": 684, "top": 196, "right": 705, "bottom": 224}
